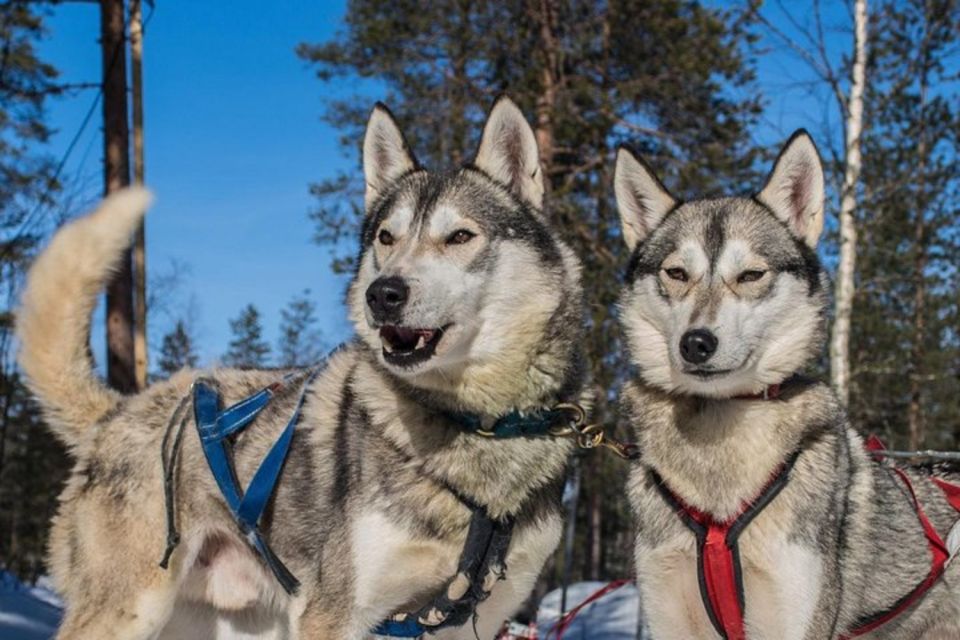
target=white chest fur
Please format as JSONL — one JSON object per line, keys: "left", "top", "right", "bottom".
{"left": 635, "top": 501, "right": 823, "bottom": 640}
{"left": 349, "top": 508, "right": 563, "bottom": 639}
{"left": 350, "top": 510, "right": 461, "bottom": 634}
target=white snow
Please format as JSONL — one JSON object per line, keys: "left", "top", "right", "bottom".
{"left": 537, "top": 581, "right": 641, "bottom": 639}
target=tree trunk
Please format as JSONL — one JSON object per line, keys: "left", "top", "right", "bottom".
{"left": 130, "top": 0, "right": 148, "bottom": 390}
{"left": 829, "top": 0, "right": 868, "bottom": 406}
{"left": 452, "top": 1, "right": 471, "bottom": 166}
{"left": 100, "top": 0, "right": 137, "bottom": 393}
{"left": 908, "top": 29, "right": 931, "bottom": 450}
{"left": 532, "top": 0, "right": 559, "bottom": 191}
{"left": 588, "top": 482, "right": 602, "bottom": 580}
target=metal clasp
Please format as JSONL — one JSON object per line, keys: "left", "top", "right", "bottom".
{"left": 548, "top": 403, "right": 640, "bottom": 461}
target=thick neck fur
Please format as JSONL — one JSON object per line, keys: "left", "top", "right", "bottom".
{"left": 383, "top": 338, "right": 586, "bottom": 418}
{"left": 352, "top": 349, "right": 580, "bottom": 520}
{"left": 624, "top": 378, "right": 840, "bottom": 522}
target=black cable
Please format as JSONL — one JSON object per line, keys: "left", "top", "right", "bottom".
{"left": 0, "top": 0, "right": 157, "bottom": 264}
{"left": 159, "top": 390, "right": 191, "bottom": 569}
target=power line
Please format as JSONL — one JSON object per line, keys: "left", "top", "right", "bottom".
{"left": 0, "top": 0, "right": 156, "bottom": 265}
{"left": 0, "top": 88, "right": 101, "bottom": 264}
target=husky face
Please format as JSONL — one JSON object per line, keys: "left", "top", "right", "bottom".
{"left": 615, "top": 132, "right": 829, "bottom": 398}
{"left": 348, "top": 98, "right": 583, "bottom": 408}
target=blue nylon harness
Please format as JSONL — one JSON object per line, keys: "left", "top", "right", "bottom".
{"left": 159, "top": 373, "right": 588, "bottom": 637}
{"left": 159, "top": 368, "right": 321, "bottom": 594}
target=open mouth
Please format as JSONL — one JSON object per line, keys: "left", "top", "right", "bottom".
{"left": 379, "top": 324, "right": 450, "bottom": 368}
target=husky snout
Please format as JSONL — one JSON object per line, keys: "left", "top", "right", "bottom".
{"left": 366, "top": 275, "right": 409, "bottom": 322}
{"left": 679, "top": 328, "right": 718, "bottom": 364}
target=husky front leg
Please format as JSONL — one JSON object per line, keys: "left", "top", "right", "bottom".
{"left": 296, "top": 599, "right": 358, "bottom": 640}
{"left": 56, "top": 576, "right": 178, "bottom": 640}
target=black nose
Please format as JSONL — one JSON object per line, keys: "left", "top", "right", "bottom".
{"left": 366, "top": 276, "right": 409, "bottom": 321}
{"left": 680, "top": 329, "right": 718, "bottom": 364}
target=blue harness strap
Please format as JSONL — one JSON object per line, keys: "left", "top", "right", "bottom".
{"left": 192, "top": 368, "right": 321, "bottom": 595}
{"left": 163, "top": 385, "right": 585, "bottom": 635}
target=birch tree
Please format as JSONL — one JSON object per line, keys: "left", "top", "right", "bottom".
{"left": 753, "top": 0, "right": 869, "bottom": 406}
{"left": 830, "top": 0, "right": 868, "bottom": 406}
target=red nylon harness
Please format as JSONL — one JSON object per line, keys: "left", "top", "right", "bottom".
{"left": 839, "top": 436, "right": 960, "bottom": 638}
{"left": 650, "top": 429, "right": 960, "bottom": 640}
{"left": 650, "top": 452, "right": 799, "bottom": 640}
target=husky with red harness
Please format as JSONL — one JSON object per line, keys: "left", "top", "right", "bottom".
{"left": 614, "top": 131, "right": 960, "bottom": 639}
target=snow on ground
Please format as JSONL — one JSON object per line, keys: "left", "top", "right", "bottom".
{"left": 537, "top": 581, "right": 641, "bottom": 639}
{"left": 0, "top": 572, "right": 62, "bottom": 640}
{"left": 1, "top": 572, "right": 642, "bottom": 639}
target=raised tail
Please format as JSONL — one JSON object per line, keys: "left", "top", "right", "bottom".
{"left": 16, "top": 187, "right": 153, "bottom": 447}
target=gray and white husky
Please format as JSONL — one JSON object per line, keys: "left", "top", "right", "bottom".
{"left": 16, "top": 96, "right": 587, "bottom": 639}
{"left": 616, "top": 132, "right": 960, "bottom": 639}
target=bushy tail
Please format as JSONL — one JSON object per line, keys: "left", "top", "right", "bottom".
{"left": 16, "top": 188, "right": 153, "bottom": 447}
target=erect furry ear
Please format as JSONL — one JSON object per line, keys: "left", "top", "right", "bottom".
{"left": 757, "top": 130, "right": 825, "bottom": 248}
{"left": 474, "top": 96, "right": 544, "bottom": 209}
{"left": 614, "top": 146, "right": 677, "bottom": 250}
{"left": 363, "top": 103, "right": 418, "bottom": 211}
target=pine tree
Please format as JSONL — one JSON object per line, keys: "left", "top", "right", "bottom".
{"left": 298, "top": 0, "right": 762, "bottom": 583}
{"left": 277, "top": 290, "right": 325, "bottom": 368}
{"left": 850, "top": 0, "right": 960, "bottom": 449}
{"left": 156, "top": 320, "right": 198, "bottom": 376}
{"left": 223, "top": 304, "right": 271, "bottom": 368}
{"left": 0, "top": 2, "right": 63, "bottom": 581}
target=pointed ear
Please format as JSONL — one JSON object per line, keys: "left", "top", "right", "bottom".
{"left": 756, "top": 130, "right": 825, "bottom": 248}
{"left": 473, "top": 96, "right": 544, "bottom": 209}
{"left": 614, "top": 146, "right": 677, "bottom": 250}
{"left": 363, "top": 103, "right": 418, "bottom": 211}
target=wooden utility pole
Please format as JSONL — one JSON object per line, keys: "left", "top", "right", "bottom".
{"left": 100, "top": 0, "right": 137, "bottom": 393}
{"left": 130, "top": 0, "right": 148, "bottom": 389}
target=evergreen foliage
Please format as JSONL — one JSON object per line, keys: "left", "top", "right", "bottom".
{"left": 298, "top": 0, "right": 764, "bottom": 583}
{"left": 277, "top": 289, "right": 325, "bottom": 368}
{"left": 223, "top": 304, "right": 271, "bottom": 368}
{"left": 156, "top": 319, "right": 198, "bottom": 376}
{"left": 849, "top": 0, "right": 960, "bottom": 449}
{"left": 0, "top": 1, "right": 64, "bottom": 579}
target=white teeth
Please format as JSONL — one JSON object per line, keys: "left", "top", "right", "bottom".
{"left": 383, "top": 341, "right": 395, "bottom": 353}
{"left": 415, "top": 335, "right": 427, "bottom": 349}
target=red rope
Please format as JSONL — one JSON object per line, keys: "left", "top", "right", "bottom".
{"left": 546, "top": 579, "right": 632, "bottom": 639}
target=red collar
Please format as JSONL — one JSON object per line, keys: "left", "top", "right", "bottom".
{"left": 733, "top": 383, "right": 782, "bottom": 401}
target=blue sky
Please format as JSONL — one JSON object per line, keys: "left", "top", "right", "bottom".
{"left": 33, "top": 1, "right": 851, "bottom": 369}
{"left": 37, "top": 0, "right": 359, "bottom": 365}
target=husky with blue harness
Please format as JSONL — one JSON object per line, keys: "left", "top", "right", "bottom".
{"left": 17, "top": 96, "right": 596, "bottom": 639}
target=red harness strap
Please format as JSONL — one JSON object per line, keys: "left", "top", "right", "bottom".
{"left": 650, "top": 452, "right": 801, "bottom": 640}
{"left": 839, "top": 439, "right": 960, "bottom": 638}
{"left": 653, "top": 441, "right": 960, "bottom": 640}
